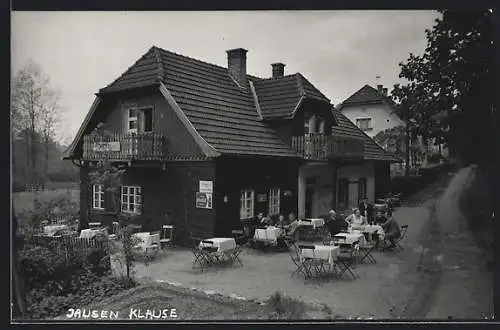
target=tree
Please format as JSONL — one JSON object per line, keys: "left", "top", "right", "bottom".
{"left": 392, "top": 10, "right": 493, "bottom": 165}
{"left": 11, "top": 59, "right": 63, "bottom": 186}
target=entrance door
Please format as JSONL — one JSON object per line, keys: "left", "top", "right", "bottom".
{"left": 305, "top": 186, "right": 314, "bottom": 218}
{"left": 348, "top": 182, "right": 359, "bottom": 209}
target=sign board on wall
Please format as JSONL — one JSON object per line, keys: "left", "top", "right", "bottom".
{"left": 93, "top": 142, "right": 121, "bottom": 152}
{"left": 196, "top": 192, "right": 213, "bottom": 209}
{"left": 257, "top": 193, "right": 267, "bottom": 202}
{"left": 199, "top": 181, "right": 213, "bottom": 193}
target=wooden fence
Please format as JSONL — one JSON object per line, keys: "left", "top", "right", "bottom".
{"left": 26, "top": 235, "right": 111, "bottom": 264}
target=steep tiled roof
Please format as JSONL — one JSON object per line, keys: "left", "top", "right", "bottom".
{"left": 331, "top": 108, "right": 399, "bottom": 162}
{"left": 339, "top": 84, "right": 396, "bottom": 108}
{"left": 100, "top": 46, "right": 301, "bottom": 158}
{"left": 252, "top": 74, "right": 330, "bottom": 120}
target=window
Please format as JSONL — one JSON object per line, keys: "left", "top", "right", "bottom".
{"left": 128, "top": 109, "right": 138, "bottom": 133}
{"left": 304, "top": 118, "right": 310, "bottom": 135}
{"left": 268, "top": 188, "right": 280, "bottom": 216}
{"left": 318, "top": 119, "right": 325, "bottom": 134}
{"left": 240, "top": 189, "right": 254, "bottom": 219}
{"left": 92, "top": 184, "right": 105, "bottom": 210}
{"left": 358, "top": 178, "right": 367, "bottom": 202}
{"left": 356, "top": 118, "right": 372, "bottom": 131}
{"left": 127, "top": 107, "right": 153, "bottom": 133}
{"left": 121, "top": 186, "right": 142, "bottom": 214}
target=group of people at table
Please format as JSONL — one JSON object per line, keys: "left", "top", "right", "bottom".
{"left": 250, "top": 198, "right": 402, "bottom": 250}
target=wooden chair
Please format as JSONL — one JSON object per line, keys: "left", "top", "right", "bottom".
{"left": 160, "top": 225, "right": 174, "bottom": 248}
{"left": 334, "top": 243, "right": 358, "bottom": 280}
{"left": 289, "top": 243, "right": 310, "bottom": 279}
{"left": 108, "top": 221, "right": 120, "bottom": 240}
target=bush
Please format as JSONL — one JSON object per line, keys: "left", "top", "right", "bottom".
{"left": 266, "top": 291, "right": 307, "bottom": 320}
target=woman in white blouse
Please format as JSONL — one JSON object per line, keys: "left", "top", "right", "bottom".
{"left": 345, "top": 208, "right": 367, "bottom": 228}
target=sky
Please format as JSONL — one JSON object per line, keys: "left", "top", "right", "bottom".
{"left": 12, "top": 11, "right": 440, "bottom": 144}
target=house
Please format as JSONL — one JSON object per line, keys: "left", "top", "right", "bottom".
{"left": 338, "top": 84, "right": 449, "bottom": 170}
{"left": 64, "top": 46, "right": 397, "bottom": 245}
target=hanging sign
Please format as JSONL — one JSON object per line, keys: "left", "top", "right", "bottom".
{"left": 257, "top": 193, "right": 268, "bottom": 202}
{"left": 196, "top": 192, "right": 213, "bottom": 209}
{"left": 199, "top": 181, "right": 213, "bottom": 193}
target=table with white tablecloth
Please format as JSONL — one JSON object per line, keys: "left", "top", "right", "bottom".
{"left": 132, "top": 232, "right": 161, "bottom": 251}
{"left": 80, "top": 228, "right": 108, "bottom": 239}
{"left": 199, "top": 237, "right": 236, "bottom": 252}
{"left": 297, "top": 218, "right": 325, "bottom": 229}
{"left": 44, "top": 225, "right": 68, "bottom": 236}
{"left": 253, "top": 226, "right": 282, "bottom": 243}
{"left": 300, "top": 245, "right": 340, "bottom": 266}
{"left": 360, "top": 224, "right": 385, "bottom": 240}
{"left": 333, "top": 232, "right": 366, "bottom": 246}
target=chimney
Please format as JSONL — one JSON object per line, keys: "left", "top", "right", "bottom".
{"left": 377, "top": 84, "right": 383, "bottom": 94}
{"left": 226, "top": 48, "right": 248, "bottom": 87}
{"left": 271, "top": 63, "right": 285, "bottom": 78}
{"left": 383, "top": 88, "right": 388, "bottom": 96}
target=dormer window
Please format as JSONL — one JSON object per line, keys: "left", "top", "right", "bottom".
{"left": 304, "top": 114, "right": 326, "bottom": 135}
{"left": 127, "top": 107, "right": 153, "bottom": 134}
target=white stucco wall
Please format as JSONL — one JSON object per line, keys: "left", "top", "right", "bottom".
{"left": 297, "top": 162, "right": 376, "bottom": 217}
{"left": 337, "top": 162, "right": 376, "bottom": 208}
{"left": 340, "top": 103, "right": 404, "bottom": 138}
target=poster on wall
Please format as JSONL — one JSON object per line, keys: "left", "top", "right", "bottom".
{"left": 196, "top": 192, "right": 213, "bottom": 209}
{"left": 257, "top": 193, "right": 267, "bottom": 202}
{"left": 199, "top": 180, "right": 213, "bottom": 193}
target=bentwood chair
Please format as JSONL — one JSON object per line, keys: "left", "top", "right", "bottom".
{"left": 160, "top": 225, "right": 174, "bottom": 248}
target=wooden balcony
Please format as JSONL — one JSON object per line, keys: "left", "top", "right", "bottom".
{"left": 291, "top": 134, "right": 365, "bottom": 161}
{"left": 83, "top": 133, "right": 167, "bottom": 161}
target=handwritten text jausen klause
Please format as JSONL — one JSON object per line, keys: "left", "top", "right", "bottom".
{"left": 66, "top": 308, "right": 178, "bottom": 320}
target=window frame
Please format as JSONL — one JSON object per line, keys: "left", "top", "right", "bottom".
{"left": 240, "top": 189, "right": 255, "bottom": 220}
{"left": 121, "top": 185, "right": 142, "bottom": 215}
{"left": 268, "top": 188, "right": 281, "bottom": 216}
{"left": 92, "top": 184, "right": 105, "bottom": 210}
{"left": 355, "top": 118, "right": 372, "bottom": 131}
{"left": 358, "top": 178, "right": 367, "bottom": 202}
{"left": 127, "top": 108, "right": 138, "bottom": 134}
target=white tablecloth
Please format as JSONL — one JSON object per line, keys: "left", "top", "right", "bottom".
{"left": 199, "top": 237, "right": 236, "bottom": 252}
{"left": 254, "top": 226, "right": 282, "bottom": 243}
{"left": 298, "top": 218, "right": 325, "bottom": 229}
{"left": 44, "top": 225, "right": 68, "bottom": 236}
{"left": 133, "top": 232, "right": 161, "bottom": 250}
{"left": 300, "top": 245, "right": 340, "bottom": 265}
{"left": 333, "top": 232, "right": 365, "bottom": 246}
{"left": 361, "top": 225, "right": 384, "bottom": 236}
{"left": 80, "top": 228, "right": 108, "bottom": 239}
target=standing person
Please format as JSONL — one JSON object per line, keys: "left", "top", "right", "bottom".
{"left": 381, "top": 210, "right": 401, "bottom": 249}
{"left": 359, "top": 198, "right": 374, "bottom": 224}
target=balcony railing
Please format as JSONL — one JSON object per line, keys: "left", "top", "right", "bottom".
{"left": 83, "top": 133, "right": 167, "bottom": 161}
{"left": 291, "top": 134, "right": 365, "bottom": 161}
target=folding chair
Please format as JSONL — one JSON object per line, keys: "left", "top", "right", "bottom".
{"left": 289, "top": 244, "right": 310, "bottom": 279}
{"left": 394, "top": 225, "right": 408, "bottom": 251}
{"left": 160, "top": 225, "right": 174, "bottom": 248}
{"left": 230, "top": 245, "right": 243, "bottom": 267}
{"left": 298, "top": 244, "right": 329, "bottom": 278}
{"left": 200, "top": 240, "right": 221, "bottom": 265}
{"left": 192, "top": 246, "right": 211, "bottom": 272}
{"left": 231, "top": 229, "right": 247, "bottom": 246}
{"left": 334, "top": 243, "right": 358, "bottom": 280}
{"left": 358, "top": 240, "right": 377, "bottom": 264}
{"left": 381, "top": 225, "right": 408, "bottom": 252}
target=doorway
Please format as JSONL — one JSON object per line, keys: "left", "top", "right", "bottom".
{"left": 305, "top": 186, "right": 314, "bottom": 218}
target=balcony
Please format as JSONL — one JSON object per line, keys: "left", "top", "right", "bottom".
{"left": 83, "top": 133, "right": 167, "bottom": 161}
{"left": 291, "top": 134, "right": 365, "bottom": 161}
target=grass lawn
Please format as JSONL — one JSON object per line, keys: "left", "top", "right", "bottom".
{"left": 13, "top": 189, "right": 79, "bottom": 214}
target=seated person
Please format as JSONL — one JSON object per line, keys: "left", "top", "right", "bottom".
{"left": 381, "top": 210, "right": 401, "bottom": 249}
{"left": 276, "top": 214, "right": 289, "bottom": 229}
{"left": 345, "top": 208, "right": 367, "bottom": 228}
{"left": 285, "top": 213, "right": 299, "bottom": 236}
{"left": 326, "top": 210, "right": 348, "bottom": 236}
{"left": 256, "top": 212, "right": 272, "bottom": 226}
{"left": 374, "top": 210, "right": 388, "bottom": 225}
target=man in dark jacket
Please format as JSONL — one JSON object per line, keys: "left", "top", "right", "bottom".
{"left": 359, "top": 198, "right": 374, "bottom": 224}
{"left": 326, "top": 210, "right": 348, "bottom": 236}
